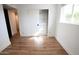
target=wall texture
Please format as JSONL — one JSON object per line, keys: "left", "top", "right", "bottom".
{"left": 0, "top": 4, "right": 11, "bottom": 52}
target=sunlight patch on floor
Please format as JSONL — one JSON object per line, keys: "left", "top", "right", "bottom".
{"left": 30, "top": 36, "right": 44, "bottom": 48}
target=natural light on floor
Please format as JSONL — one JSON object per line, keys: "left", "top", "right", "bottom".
{"left": 30, "top": 36, "right": 44, "bottom": 48}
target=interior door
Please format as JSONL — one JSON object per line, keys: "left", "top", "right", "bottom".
{"left": 36, "top": 9, "right": 48, "bottom": 36}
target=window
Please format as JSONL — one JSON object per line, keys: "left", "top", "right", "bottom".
{"left": 60, "top": 4, "right": 79, "bottom": 25}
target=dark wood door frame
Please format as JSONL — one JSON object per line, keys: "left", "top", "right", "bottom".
{"left": 3, "top": 8, "right": 12, "bottom": 39}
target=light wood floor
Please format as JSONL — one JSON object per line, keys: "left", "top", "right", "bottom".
{"left": 0, "top": 34, "right": 68, "bottom": 55}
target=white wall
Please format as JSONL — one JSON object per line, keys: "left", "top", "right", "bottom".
{"left": 8, "top": 10, "right": 17, "bottom": 35}
{"left": 56, "top": 23, "right": 79, "bottom": 55}
{"left": 18, "top": 9, "right": 39, "bottom": 36}
{"left": 0, "top": 4, "right": 11, "bottom": 52}
{"left": 48, "top": 5, "right": 57, "bottom": 37}
{"left": 16, "top": 4, "right": 57, "bottom": 36}
{"left": 55, "top": 5, "right": 79, "bottom": 54}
